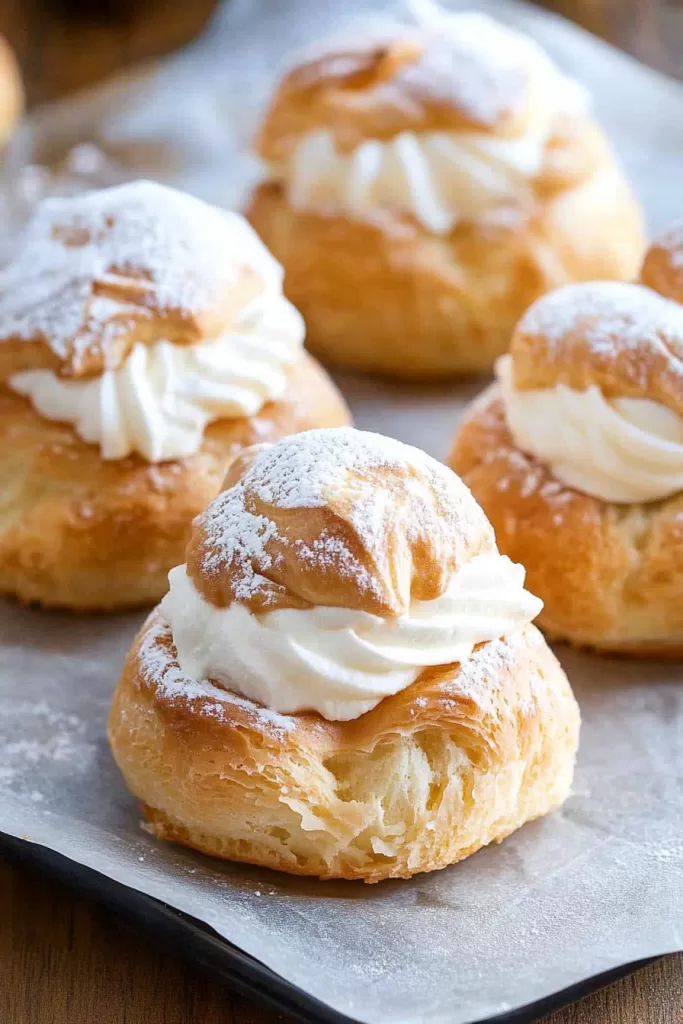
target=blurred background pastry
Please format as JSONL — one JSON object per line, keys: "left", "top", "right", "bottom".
{"left": 109, "top": 427, "right": 580, "bottom": 882}
{"left": 247, "top": 9, "right": 645, "bottom": 379}
{"left": 450, "top": 227, "right": 683, "bottom": 656}
{"left": 0, "top": 179, "right": 349, "bottom": 610}
{"left": 0, "top": 33, "right": 22, "bottom": 146}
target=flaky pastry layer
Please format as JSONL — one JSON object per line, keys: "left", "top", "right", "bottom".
{"left": 108, "top": 611, "right": 579, "bottom": 882}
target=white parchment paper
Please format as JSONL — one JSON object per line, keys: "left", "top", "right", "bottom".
{"left": 1, "top": 2, "right": 682, "bottom": 1022}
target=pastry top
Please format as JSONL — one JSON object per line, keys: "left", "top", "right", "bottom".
{"left": 495, "top": 233, "right": 683, "bottom": 505}
{"left": 509, "top": 279, "right": 683, "bottom": 416}
{"left": 257, "top": 12, "right": 585, "bottom": 160}
{"left": 0, "top": 179, "right": 281, "bottom": 380}
{"left": 162, "top": 427, "right": 542, "bottom": 720}
{"left": 641, "top": 222, "right": 683, "bottom": 305}
{"left": 1, "top": 180, "right": 308, "bottom": 463}
{"left": 186, "top": 426, "right": 495, "bottom": 616}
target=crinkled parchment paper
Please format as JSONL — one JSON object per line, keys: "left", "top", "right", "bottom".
{"left": 1, "top": 2, "right": 682, "bottom": 1022}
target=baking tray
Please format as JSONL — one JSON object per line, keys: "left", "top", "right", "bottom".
{"left": 1, "top": 1, "right": 682, "bottom": 1022}
{"left": 1, "top": 835, "right": 658, "bottom": 1024}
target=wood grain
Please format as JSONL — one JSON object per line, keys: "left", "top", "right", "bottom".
{"left": 540, "top": 0, "right": 683, "bottom": 80}
{"left": 1, "top": 852, "right": 682, "bottom": 1024}
{"left": 3, "top": 0, "right": 217, "bottom": 105}
{"left": 0, "top": 854, "right": 280, "bottom": 1024}
{"left": 0, "top": 1, "right": 682, "bottom": 1022}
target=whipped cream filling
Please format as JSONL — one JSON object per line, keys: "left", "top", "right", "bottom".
{"left": 9, "top": 291, "right": 305, "bottom": 462}
{"left": 160, "top": 553, "right": 542, "bottom": 722}
{"left": 269, "top": 19, "right": 587, "bottom": 233}
{"left": 497, "top": 354, "right": 683, "bottom": 503}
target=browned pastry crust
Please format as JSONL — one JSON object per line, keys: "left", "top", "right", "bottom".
{"left": 0, "top": 355, "right": 350, "bottom": 611}
{"left": 0, "top": 181, "right": 268, "bottom": 380}
{"left": 108, "top": 611, "right": 579, "bottom": 883}
{"left": 0, "top": 34, "right": 22, "bottom": 147}
{"left": 257, "top": 31, "right": 539, "bottom": 158}
{"left": 449, "top": 386, "right": 683, "bottom": 656}
{"left": 187, "top": 430, "right": 494, "bottom": 615}
{"left": 247, "top": 166, "right": 644, "bottom": 378}
{"left": 509, "top": 280, "right": 683, "bottom": 416}
{"left": 640, "top": 222, "right": 683, "bottom": 305}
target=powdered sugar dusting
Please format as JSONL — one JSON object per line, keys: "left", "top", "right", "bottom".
{"left": 241, "top": 426, "right": 455, "bottom": 512}
{"left": 519, "top": 282, "right": 683, "bottom": 373}
{"left": 197, "top": 427, "right": 483, "bottom": 605}
{"left": 399, "top": 27, "right": 527, "bottom": 126}
{"left": 0, "top": 179, "right": 279, "bottom": 367}
{"left": 200, "top": 491, "right": 281, "bottom": 602}
{"left": 138, "top": 612, "right": 295, "bottom": 736}
{"left": 294, "top": 11, "right": 582, "bottom": 132}
{"left": 472, "top": 390, "right": 594, "bottom": 528}
{"left": 0, "top": 699, "right": 96, "bottom": 787}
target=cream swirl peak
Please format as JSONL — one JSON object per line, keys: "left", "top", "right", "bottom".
{"left": 161, "top": 428, "right": 543, "bottom": 721}
{"left": 267, "top": 13, "right": 587, "bottom": 233}
{"left": 10, "top": 290, "right": 305, "bottom": 462}
{"left": 497, "top": 354, "right": 683, "bottom": 503}
{"left": 1, "top": 180, "right": 307, "bottom": 461}
{"left": 161, "top": 555, "right": 542, "bottom": 721}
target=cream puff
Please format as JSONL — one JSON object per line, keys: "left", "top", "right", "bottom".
{"left": 108, "top": 427, "right": 579, "bottom": 883}
{"left": 450, "top": 228, "right": 683, "bottom": 656}
{"left": 0, "top": 180, "right": 350, "bottom": 611}
{"left": 246, "top": 10, "right": 645, "bottom": 379}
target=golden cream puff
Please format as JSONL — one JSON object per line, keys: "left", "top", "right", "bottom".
{"left": 450, "top": 228, "right": 683, "bottom": 656}
{"left": 247, "top": 10, "right": 644, "bottom": 379}
{"left": 108, "top": 427, "right": 579, "bottom": 882}
{"left": 0, "top": 180, "right": 350, "bottom": 611}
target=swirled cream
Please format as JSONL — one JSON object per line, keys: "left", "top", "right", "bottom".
{"left": 160, "top": 552, "right": 542, "bottom": 722}
{"left": 270, "top": 15, "right": 587, "bottom": 233}
{"left": 9, "top": 291, "right": 305, "bottom": 462}
{"left": 497, "top": 354, "right": 683, "bottom": 503}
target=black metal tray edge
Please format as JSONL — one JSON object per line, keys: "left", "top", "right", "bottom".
{"left": 1, "top": 831, "right": 655, "bottom": 1024}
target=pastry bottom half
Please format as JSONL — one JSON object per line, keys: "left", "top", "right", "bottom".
{"left": 450, "top": 385, "right": 683, "bottom": 657}
{"left": 0, "top": 355, "right": 350, "bottom": 611}
{"left": 247, "top": 173, "right": 644, "bottom": 379}
{"left": 108, "top": 611, "right": 580, "bottom": 883}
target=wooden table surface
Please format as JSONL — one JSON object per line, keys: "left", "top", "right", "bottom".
{"left": 1, "top": 1, "right": 683, "bottom": 1022}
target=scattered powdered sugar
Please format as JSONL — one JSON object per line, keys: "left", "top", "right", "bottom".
{"left": 477, "top": 395, "right": 585, "bottom": 523}
{"left": 138, "top": 612, "right": 295, "bottom": 736}
{"left": 440, "top": 635, "right": 514, "bottom": 709}
{"left": 197, "top": 427, "right": 483, "bottom": 604}
{"left": 294, "top": 531, "right": 379, "bottom": 597}
{"left": 518, "top": 281, "right": 683, "bottom": 381}
{"left": 0, "top": 699, "right": 96, "bottom": 786}
{"left": 0, "top": 179, "right": 280, "bottom": 366}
